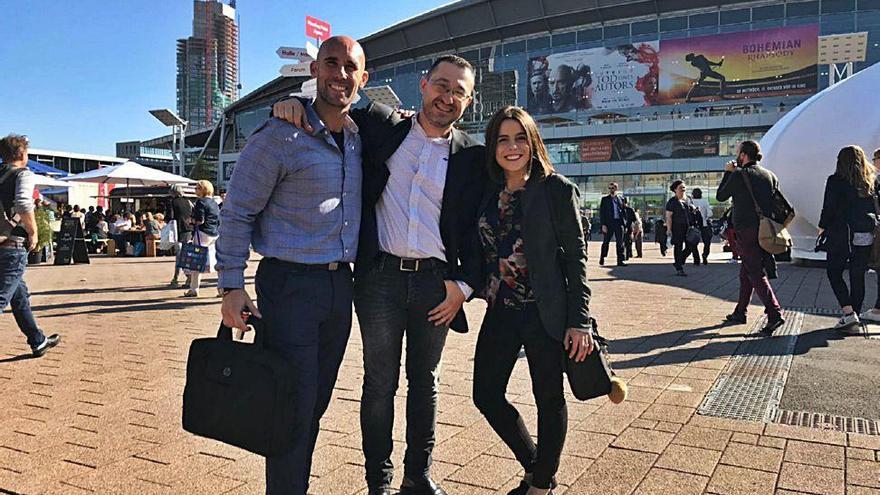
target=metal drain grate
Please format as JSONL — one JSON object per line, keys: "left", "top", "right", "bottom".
{"left": 698, "top": 310, "right": 804, "bottom": 422}
{"left": 772, "top": 409, "right": 880, "bottom": 435}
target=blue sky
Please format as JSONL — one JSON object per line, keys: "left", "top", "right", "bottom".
{"left": 0, "top": 0, "right": 444, "bottom": 156}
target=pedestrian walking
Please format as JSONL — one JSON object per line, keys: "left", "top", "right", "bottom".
{"left": 168, "top": 184, "right": 193, "bottom": 286}
{"left": 216, "top": 36, "right": 368, "bottom": 495}
{"left": 183, "top": 180, "right": 220, "bottom": 297}
{"left": 474, "top": 106, "right": 592, "bottom": 495}
{"left": 655, "top": 217, "right": 668, "bottom": 256}
{"left": 690, "top": 188, "right": 713, "bottom": 264}
{"left": 0, "top": 134, "right": 60, "bottom": 357}
{"left": 665, "top": 180, "right": 697, "bottom": 276}
{"left": 716, "top": 140, "right": 784, "bottom": 334}
{"left": 598, "top": 182, "right": 626, "bottom": 266}
{"left": 631, "top": 208, "right": 644, "bottom": 258}
{"left": 622, "top": 197, "right": 636, "bottom": 260}
{"left": 819, "top": 145, "right": 880, "bottom": 332}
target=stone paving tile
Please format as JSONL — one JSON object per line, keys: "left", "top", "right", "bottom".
{"left": 640, "top": 403, "right": 694, "bottom": 424}
{"left": 672, "top": 425, "right": 733, "bottom": 451}
{"left": 730, "top": 432, "right": 759, "bottom": 445}
{"left": 778, "top": 461, "right": 845, "bottom": 495}
{"left": 720, "top": 442, "right": 784, "bottom": 472}
{"left": 634, "top": 467, "right": 709, "bottom": 495}
{"left": 655, "top": 444, "right": 722, "bottom": 476}
{"left": 611, "top": 427, "right": 675, "bottom": 454}
{"left": 847, "top": 447, "right": 876, "bottom": 461}
{"left": 566, "top": 447, "right": 657, "bottom": 495}
{"left": 847, "top": 459, "right": 880, "bottom": 489}
{"left": 764, "top": 423, "right": 848, "bottom": 446}
{"left": 707, "top": 464, "right": 778, "bottom": 495}
{"left": 785, "top": 439, "right": 846, "bottom": 469}
{"left": 444, "top": 454, "right": 520, "bottom": 489}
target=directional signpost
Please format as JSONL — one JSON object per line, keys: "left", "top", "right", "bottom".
{"left": 276, "top": 47, "right": 311, "bottom": 60}
{"left": 279, "top": 62, "right": 312, "bottom": 77}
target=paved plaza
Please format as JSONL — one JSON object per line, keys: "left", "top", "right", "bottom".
{"left": 1, "top": 242, "right": 879, "bottom": 494}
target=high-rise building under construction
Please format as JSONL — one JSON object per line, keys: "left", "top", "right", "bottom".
{"left": 176, "top": 0, "right": 239, "bottom": 128}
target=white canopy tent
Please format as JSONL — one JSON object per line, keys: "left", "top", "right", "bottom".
{"left": 60, "top": 161, "right": 196, "bottom": 186}
{"left": 760, "top": 61, "right": 880, "bottom": 261}
{"left": 32, "top": 174, "right": 71, "bottom": 189}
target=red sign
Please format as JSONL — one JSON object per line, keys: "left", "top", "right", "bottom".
{"left": 579, "top": 138, "right": 613, "bottom": 163}
{"left": 305, "top": 16, "right": 331, "bottom": 41}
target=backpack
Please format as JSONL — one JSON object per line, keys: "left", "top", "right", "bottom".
{"left": 0, "top": 164, "right": 27, "bottom": 244}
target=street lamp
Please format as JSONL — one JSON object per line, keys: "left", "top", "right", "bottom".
{"left": 149, "top": 109, "right": 188, "bottom": 176}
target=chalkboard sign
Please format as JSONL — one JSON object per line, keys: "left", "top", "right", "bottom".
{"left": 54, "top": 218, "right": 90, "bottom": 265}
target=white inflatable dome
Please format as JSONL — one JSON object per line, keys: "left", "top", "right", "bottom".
{"left": 760, "top": 61, "right": 880, "bottom": 261}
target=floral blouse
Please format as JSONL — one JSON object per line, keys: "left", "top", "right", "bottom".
{"left": 479, "top": 188, "right": 535, "bottom": 310}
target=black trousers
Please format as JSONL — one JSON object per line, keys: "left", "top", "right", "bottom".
{"left": 826, "top": 245, "right": 874, "bottom": 314}
{"left": 600, "top": 219, "right": 625, "bottom": 262}
{"left": 473, "top": 305, "right": 566, "bottom": 489}
{"left": 691, "top": 226, "right": 713, "bottom": 263}
{"left": 672, "top": 224, "right": 696, "bottom": 271}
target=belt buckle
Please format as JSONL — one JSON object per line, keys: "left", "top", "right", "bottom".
{"left": 399, "top": 258, "right": 419, "bottom": 272}
{"left": 327, "top": 262, "right": 339, "bottom": 271}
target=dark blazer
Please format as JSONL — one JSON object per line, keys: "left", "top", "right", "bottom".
{"left": 350, "top": 102, "right": 487, "bottom": 333}
{"left": 478, "top": 170, "right": 591, "bottom": 341}
{"left": 599, "top": 194, "right": 622, "bottom": 227}
{"left": 715, "top": 162, "right": 779, "bottom": 230}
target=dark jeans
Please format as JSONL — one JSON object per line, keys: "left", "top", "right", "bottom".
{"left": 734, "top": 227, "right": 782, "bottom": 319}
{"left": 600, "top": 219, "right": 625, "bottom": 262}
{"left": 827, "top": 245, "right": 873, "bottom": 313}
{"left": 671, "top": 224, "right": 696, "bottom": 271}
{"left": 256, "top": 259, "right": 353, "bottom": 495}
{"left": 473, "top": 305, "right": 566, "bottom": 490}
{"left": 354, "top": 258, "right": 450, "bottom": 488}
{"left": 692, "top": 226, "right": 713, "bottom": 263}
{"left": 0, "top": 248, "right": 46, "bottom": 350}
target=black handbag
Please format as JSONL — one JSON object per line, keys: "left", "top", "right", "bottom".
{"left": 814, "top": 232, "right": 829, "bottom": 253}
{"left": 685, "top": 226, "right": 702, "bottom": 245}
{"left": 562, "top": 317, "right": 616, "bottom": 401}
{"left": 182, "top": 316, "right": 298, "bottom": 457}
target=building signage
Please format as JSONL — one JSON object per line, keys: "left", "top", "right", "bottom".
{"left": 276, "top": 47, "right": 313, "bottom": 60}
{"left": 306, "top": 16, "right": 331, "bottom": 41}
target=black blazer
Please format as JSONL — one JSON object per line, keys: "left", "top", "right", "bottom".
{"left": 599, "top": 194, "right": 622, "bottom": 227}
{"left": 819, "top": 174, "right": 879, "bottom": 251}
{"left": 478, "top": 170, "right": 591, "bottom": 341}
{"left": 351, "top": 102, "right": 487, "bottom": 333}
{"left": 715, "top": 163, "right": 778, "bottom": 230}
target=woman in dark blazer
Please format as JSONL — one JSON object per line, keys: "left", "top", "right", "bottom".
{"left": 472, "top": 106, "right": 592, "bottom": 495}
{"left": 818, "top": 145, "right": 879, "bottom": 332}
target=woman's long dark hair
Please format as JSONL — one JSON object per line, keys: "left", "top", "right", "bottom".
{"left": 835, "top": 145, "right": 876, "bottom": 197}
{"left": 484, "top": 106, "right": 555, "bottom": 184}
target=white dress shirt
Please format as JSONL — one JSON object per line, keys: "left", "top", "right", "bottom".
{"left": 690, "top": 198, "right": 712, "bottom": 227}
{"left": 376, "top": 115, "right": 472, "bottom": 297}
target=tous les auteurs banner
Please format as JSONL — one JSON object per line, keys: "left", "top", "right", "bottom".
{"left": 657, "top": 25, "right": 819, "bottom": 104}
{"left": 526, "top": 42, "right": 660, "bottom": 114}
{"left": 578, "top": 132, "right": 720, "bottom": 163}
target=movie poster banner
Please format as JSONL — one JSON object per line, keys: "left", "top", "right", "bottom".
{"left": 578, "top": 132, "right": 719, "bottom": 163}
{"left": 657, "top": 25, "right": 818, "bottom": 104}
{"left": 526, "top": 42, "right": 659, "bottom": 115}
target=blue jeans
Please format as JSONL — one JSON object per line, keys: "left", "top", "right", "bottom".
{"left": 354, "top": 259, "right": 450, "bottom": 488}
{"left": 256, "top": 258, "right": 353, "bottom": 495}
{"left": 0, "top": 248, "right": 45, "bottom": 350}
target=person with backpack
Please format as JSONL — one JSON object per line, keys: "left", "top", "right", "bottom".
{"left": 716, "top": 140, "right": 784, "bottom": 334}
{"left": 819, "top": 145, "right": 880, "bottom": 332}
{"left": 0, "top": 135, "right": 60, "bottom": 357}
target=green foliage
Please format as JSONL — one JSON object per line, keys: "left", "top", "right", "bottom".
{"left": 35, "top": 207, "right": 52, "bottom": 250}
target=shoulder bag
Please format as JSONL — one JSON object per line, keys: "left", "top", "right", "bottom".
{"left": 741, "top": 171, "right": 792, "bottom": 255}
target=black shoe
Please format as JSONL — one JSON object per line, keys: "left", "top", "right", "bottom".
{"left": 617, "top": 261, "right": 627, "bottom": 266}
{"left": 507, "top": 481, "right": 530, "bottom": 495}
{"left": 32, "top": 334, "right": 60, "bottom": 357}
{"left": 599, "top": 258, "right": 605, "bottom": 266}
{"left": 675, "top": 269, "right": 687, "bottom": 277}
{"left": 761, "top": 316, "right": 785, "bottom": 335}
{"left": 724, "top": 313, "right": 747, "bottom": 325}
{"left": 703, "top": 255, "right": 709, "bottom": 264}
{"left": 399, "top": 476, "right": 446, "bottom": 495}
{"left": 368, "top": 488, "right": 393, "bottom": 495}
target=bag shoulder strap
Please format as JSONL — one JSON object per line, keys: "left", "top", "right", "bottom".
{"left": 739, "top": 169, "right": 764, "bottom": 217}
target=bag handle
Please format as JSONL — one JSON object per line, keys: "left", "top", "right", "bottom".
{"left": 217, "top": 314, "right": 265, "bottom": 347}
{"left": 739, "top": 169, "right": 765, "bottom": 218}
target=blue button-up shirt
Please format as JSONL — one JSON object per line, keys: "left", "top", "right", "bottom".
{"left": 216, "top": 103, "right": 362, "bottom": 289}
